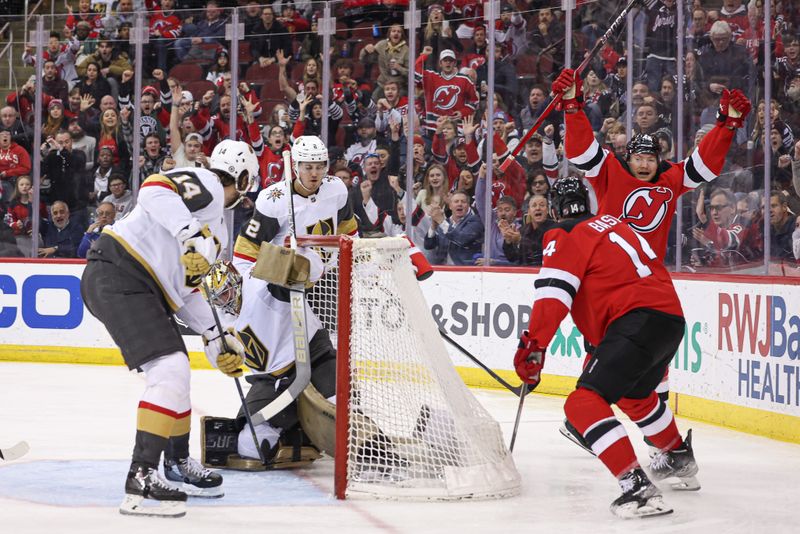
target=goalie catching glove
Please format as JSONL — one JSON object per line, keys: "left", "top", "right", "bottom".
{"left": 178, "top": 220, "right": 220, "bottom": 279}
{"left": 551, "top": 68, "right": 583, "bottom": 112}
{"left": 202, "top": 326, "right": 245, "bottom": 377}
{"left": 514, "top": 330, "right": 546, "bottom": 387}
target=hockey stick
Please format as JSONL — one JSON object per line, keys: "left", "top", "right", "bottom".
{"left": 439, "top": 329, "right": 526, "bottom": 396}
{"left": 509, "top": 386, "right": 527, "bottom": 453}
{"left": 0, "top": 441, "right": 29, "bottom": 461}
{"left": 201, "top": 279, "right": 267, "bottom": 466}
{"left": 250, "top": 149, "right": 312, "bottom": 426}
{"left": 498, "top": 0, "right": 642, "bottom": 172}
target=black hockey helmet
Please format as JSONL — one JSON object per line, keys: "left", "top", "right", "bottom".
{"left": 551, "top": 176, "right": 589, "bottom": 219}
{"left": 626, "top": 133, "right": 659, "bottom": 160}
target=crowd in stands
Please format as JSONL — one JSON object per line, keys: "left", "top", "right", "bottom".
{"left": 1, "top": 0, "right": 799, "bottom": 271}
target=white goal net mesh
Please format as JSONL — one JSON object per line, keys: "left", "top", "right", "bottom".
{"left": 307, "top": 237, "right": 520, "bottom": 500}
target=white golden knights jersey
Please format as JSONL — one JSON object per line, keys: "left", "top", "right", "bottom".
{"left": 232, "top": 175, "right": 357, "bottom": 375}
{"left": 103, "top": 167, "right": 229, "bottom": 312}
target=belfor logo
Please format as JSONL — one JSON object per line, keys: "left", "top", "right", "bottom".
{"left": 718, "top": 293, "right": 800, "bottom": 358}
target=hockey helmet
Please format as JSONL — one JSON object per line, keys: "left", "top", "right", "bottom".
{"left": 209, "top": 139, "right": 260, "bottom": 206}
{"left": 551, "top": 176, "right": 589, "bottom": 219}
{"left": 626, "top": 133, "right": 660, "bottom": 160}
{"left": 291, "top": 135, "right": 329, "bottom": 178}
{"left": 203, "top": 261, "right": 243, "bottom": 316}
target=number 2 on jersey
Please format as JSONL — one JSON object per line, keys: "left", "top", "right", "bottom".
{"left": 608, "top": 231, "right": 657, "bottom": 278}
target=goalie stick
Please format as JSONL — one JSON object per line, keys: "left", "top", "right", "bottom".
{"left": 250, "top": 149, "right": 312, "bottom": 426}
{"left": 499, "top": 0, "right": 642, "bottom": 172}
{"left": 201, "top": 278, "right": 267, "bottom": 466}
{"left": 0, "top": 441, "right": 29, "bottom": 461}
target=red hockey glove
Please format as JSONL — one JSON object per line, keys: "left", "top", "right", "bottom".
{"left": 551, "top": 68, "right": 583, "bottom": 112}
{"left": 725, "top": 89, "right": 751, "bottom": 129}
{"left": 514, "top": 330, "right": 546, "bottom": 386}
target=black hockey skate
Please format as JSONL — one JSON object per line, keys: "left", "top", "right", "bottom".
{"left": 610, "top": 468, "right": 672, "bottom": 519}
{"left": 558, "top": 418, "right": 595, "bottom": 456}
{"left": 164, "top": 457, "right": 224, "bottom": 498}
{"left": 120, "top": 464, "right": 187, "bottom": 518}
{"left": 648, "top": 429, "right": 700, "bottom": 491}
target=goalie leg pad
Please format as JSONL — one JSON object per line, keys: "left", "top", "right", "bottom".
{"left": 262, "top": 425, "right": 322, "bottom": 470}
{"left": 200, "top": 416, "right": 240, "bottom": 468}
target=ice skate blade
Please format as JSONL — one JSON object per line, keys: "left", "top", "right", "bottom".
{"left": 558, "top": 425, "right": 595, "bottom": 456}
{"left": 175, "top": 483, "right": 224, "bottom": 498}
{"left": 612, "top": 496, "right": 673, "bottom": 519}
{"left": 119, "top": 494, "right": 187, "bottom": 518}
{"left": 668, "top": 475, "right": 701, "bottom": 491}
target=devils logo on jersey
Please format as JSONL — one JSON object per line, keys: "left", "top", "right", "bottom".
{"left": 432, "top": 85, "right": 462, "bottom": 111}
{"left": 620, "top": 186, "right": 674, "bottom": 233}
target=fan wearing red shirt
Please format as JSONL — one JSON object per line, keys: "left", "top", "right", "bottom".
{"left": 513, "top": 177, "right": 699, "bottom": 519}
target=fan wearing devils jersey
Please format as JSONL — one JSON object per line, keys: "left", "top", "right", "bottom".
{"left": 552, "top": 67, "right": 752, "bottom": 262}
{"left": 513, "top": 178, "right": 699, "bottom": 519}
{"left": 415, "top": 47, "right": 479, "bottom": 136}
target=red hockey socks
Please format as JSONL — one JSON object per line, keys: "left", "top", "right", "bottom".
{"left": 617, "top": 392, "right": 682, "bottom": 452}
{"left": 564, "top": 387, "right": 638, "bottom": 478}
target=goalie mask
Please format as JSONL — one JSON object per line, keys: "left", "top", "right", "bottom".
{"left": 551, "top": 176, "right": 589, "bottom": 219}
{"left": 291, "top": 135, "right": 328, "bottom": 178}
{"left": 203, "top": 261, "right": 242, "bottom": 316}
{"left": 209, "top": 139, "right": 260, "bottom": 208}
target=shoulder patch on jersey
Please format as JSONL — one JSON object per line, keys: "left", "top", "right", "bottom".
{"left": 323, "top": 175, "right": 337, "bottom": 183}
{"left": 552, "top": 214, "right": 592, "bottom": 234}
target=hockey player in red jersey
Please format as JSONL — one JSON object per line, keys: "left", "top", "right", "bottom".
{"left": 514, "top": 178, "right": 699, "bottom": 518}
{"left": 548, "top": 67, "right": 751, "bottom": 451}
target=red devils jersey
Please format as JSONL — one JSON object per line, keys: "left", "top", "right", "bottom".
{"left": 528, "top": 214, "right": 683, "bottom": 349}
{"left": 565, "top": 109, "right": 736, "bottom": 262}
{"left": 415, "top": 54, "right": 479, "bottom": 135}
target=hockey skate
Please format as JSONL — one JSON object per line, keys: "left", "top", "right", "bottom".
{"left": 648, "top": 429, "right": 700, "bottom": 491}
{"left": 352, "top": 434, "right": 410, "bottom": 484}
{"left": 558, "top": 418, "right": 595, "bottom": 456}
{"left": 120, "top": 464, "right": 187, "bottom": 518}
{"left": 610, "top": 468, "right": 672, "bottom": 519}
{"left": 164, "top": 457, "right": 224, "bottom": 498}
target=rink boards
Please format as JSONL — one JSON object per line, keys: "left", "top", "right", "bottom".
{"left": 0, "top": 259, "right": 798, "bottom": 444}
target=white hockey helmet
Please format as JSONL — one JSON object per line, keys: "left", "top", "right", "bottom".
{"left": 209, "top": 139, "right": 260, "bottom": 206}
{"left": 290, "top": 135, "right": 328, "bottom": 178}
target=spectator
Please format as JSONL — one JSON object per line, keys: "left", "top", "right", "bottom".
{"left": 148, "top": 0, "right": 182, "bottom": 72}
{"left": 415, "top": 47, "right": 478, "bottom": 136}
{"left": 139, "top": 133, "right": 169, "bottom": 183}
{"left": 4, "top": 175, "right": 47, "bottom": 256}
{"left": 90, "top": 146, "right": 119, "bottom": 205}
{"left": 0, "top": 106, "right": 31, "bottom": 152}
{"left": 367, "top": 23, "right": 409, "bottom": 97}
{"left": 774, "top": 33, "right": 800, "bottom": 100}
{"left": 176, "top": 0, "right": 228, "bottom": 62}
{"left": 39, "top": 201, "right": 83, "bottom": 258}
{"left": 345, "top": 117, "right": 378, "bottom": 168}
{"left": 717, "top": 0, "right": 750, "bottom": 39}
{"left": 254, "top": 5, "right": 291, "bottom": 68}
{"left": 41, "top": 130, "right": 88, "bottom": 223}
{"left": 420, "top": 3, "right": 462, "bottom": 70}
{"left": 76, "top": 39, "right": 131, "bottom": 100}
{"left": 633, "top": 102, "right": 666, "bottom": 136}
{"left": 100, "top": 174, "right": 134, "bottom": 218}
{"left": 433, "top": 113, "right": 480, "bottom": 185}
{"left": 205, "top": 48, "right": 231, "bottom": 83}
{"left": 416, "top": 163, "right": 449, "bottom": 212}
{"left": 41, "top": 59, "right": 69, "bottom": 103}
{"left": 0, "top": 218, "right": 23, "bottom": 257}
{"left": 90, "top": 108, "right": 131, "bottom": 177}
{"left": 643, "top": 0, "right": 678, "bottom": 93}
{"left": 687, "top": 8, "right": 712, "bottom": 52}
{"left": 474, "top": 160, "right": 520, "bottom": 265}
{"left": 65, "top": 0, "right": 102, "bottom": 37}
{"left": 68, "top": 116, "right": 96, "bottom": 171}
{"left": 6, "top": 75, "right": 53, "bottom": 125}
{"left": 691, "top": 188, "right": 762, "bottom": 268}
{"left": 0, "top": 128, "right": 32, "bottom": 200}
{"left": 43, "top": 99, "right": 67, "bottom": 140}
{"left": 75, "top": 61, "right": 113, "bottom": 110}
{"left": 424, "top": 190, "right": 483, "bottom": 265}
{"left": 769, "top": 191, "right": 796, "bottom": 261}
{"left": 697, "top": 21, "right": 751, "bottom": 92}
{"left": 582, "top": 68, "right": 613, "bottom": 130}
{"left": 503, "top": 193, "right": 554, "bottom": 266}
{"left": 375, "top": 81, "right": 408, "bottom": 138}
{"left": 519, "top": 85, "right": 559, "bottom": 138}
{"left": 277, "top": 1, "right": 310, "bottom": 34}
{"left": 358, "top": 152, "right": 397, "bottom": 213}
{"left": 77, "top": 201, "right": 115, "bottom": 258}
{"left": 495, "top": 4, "right": 527, "bottom": 58}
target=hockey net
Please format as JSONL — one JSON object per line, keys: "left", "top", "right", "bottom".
{"left": 298, "top": 235, "right": 520, "bottom": 501}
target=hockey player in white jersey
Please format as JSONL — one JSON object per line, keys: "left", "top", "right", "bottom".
{"left": 80, "top": 139, "right": 259, "bottom": 517}
{"left": 211, "top": 135, "right": 357, "bottom": 467}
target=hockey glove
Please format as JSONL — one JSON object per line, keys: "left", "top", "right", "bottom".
{"left": 551, "top": 68, "right": 583, "bottom": 112}
{"left": 716, "top": 89, "right": 751, "bottom": 129}
{"left": 202, "top": 326, "right": 245, "bottom": 378}
{"left": 178, "top": 220, "right": 220, "bottom": 279}
{"left": 514, "top": 330, "right": 546, "bottom": 386}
